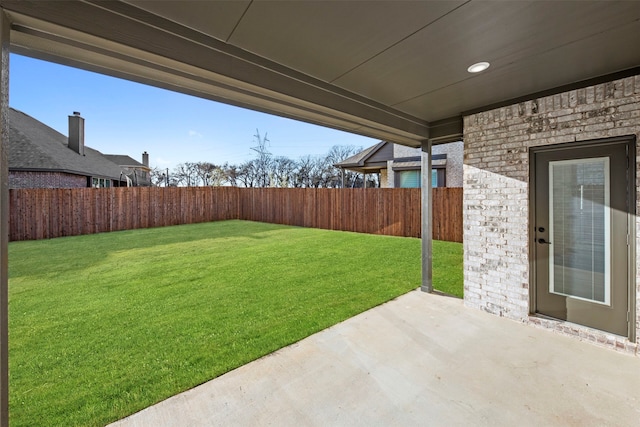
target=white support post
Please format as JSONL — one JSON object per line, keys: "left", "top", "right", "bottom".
{"left": 421, "top": 140, "right": 433, "bottom": 292}
{"left": 0, "top": 10, "right": 8, "bottom": 427}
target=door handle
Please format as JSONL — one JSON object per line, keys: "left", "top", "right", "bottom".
{"left": 538, "top": 238, "right": 551, "bottom": 245}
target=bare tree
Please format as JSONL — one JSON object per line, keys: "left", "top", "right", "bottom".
{"left": 292, "top": 155, "right": 314, "bottom": 188}
{"left": 173, "top": 162, "right": 199, "bottom": 187}
{"left": 326, "top": 145, "right": 358, "bottom": 165}
{"left": 237, "top": 160, "right": 258, "bottom": 188}
{"left": 326, "top": 145, "right": 361, "bottom": 188}
{"left": 149, "top": 166, "right": 167, "bottom": 187}
{"left": 311, "top": 156, "right": 329, "bottom": 187}
{"left": 208, "top": 165, "right": 227, "bottom": 186}
{"left": 270, "top": 156, "right": 296, "bottom": 187}
{"left": 194, "top": 162, "right": 217, "bottom": 186}
{"left": 222, "top": 162, "right": 240, "bottom": 187}
{"left": 164, "top": 143, "right": 366, "bottom": 189}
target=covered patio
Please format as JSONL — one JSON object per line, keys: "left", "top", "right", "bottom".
{"left": 0, "top": 2, "right": 639, "bottom": 424}
{"left": 108, "top": 289, "right": 640, "bottom": 426}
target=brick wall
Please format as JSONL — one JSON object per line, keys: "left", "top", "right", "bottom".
{"left": 393, "top": 144, "right": 420, "bottom": 159}
{"left": 463, "top": 74, "right": 640, "bottom": 354}
{"left": 9, "top": 171, "right": 87, "bottom": 189}
{"left": 380, "top": 167, "right": 390, "bottom": 188}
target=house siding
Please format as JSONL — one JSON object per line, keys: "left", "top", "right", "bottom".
{"left": 9, "top": 171, "right": 87, "bottom": 189}
{"left": 463, "top": 74, "right": 640, "bottom": 355}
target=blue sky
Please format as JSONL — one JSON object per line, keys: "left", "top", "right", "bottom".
{"left": 9, "top": 54, "right": 376, "bottom": 169}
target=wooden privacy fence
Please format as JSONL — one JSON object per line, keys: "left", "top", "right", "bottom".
{"left": 8, "top": 187, "right": 462, "bottom": 242}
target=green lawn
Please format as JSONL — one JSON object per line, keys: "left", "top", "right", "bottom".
{"left": 9, "top": 220, "right": 462, "bottom": 426}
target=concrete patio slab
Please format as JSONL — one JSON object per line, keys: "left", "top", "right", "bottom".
{"left": 109, "top": 289, "right": 640, "bottom": 427}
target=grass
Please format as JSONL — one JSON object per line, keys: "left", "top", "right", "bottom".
{"left": 8, "top": 220, "right": 462, "bottom": 426}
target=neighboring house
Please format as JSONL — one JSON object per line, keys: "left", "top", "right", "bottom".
{"left": 104, "top": 152, "right": 152, "bottom": 187}
{"left": 8, "top": 108, "right": 147, "bottom": 189}
{"left": 335, "top": 140, "right": 462, "bottom": 188}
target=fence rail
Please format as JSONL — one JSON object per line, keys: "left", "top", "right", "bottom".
{"left": 8, "top": 187, "right": 462, "bottom": 242}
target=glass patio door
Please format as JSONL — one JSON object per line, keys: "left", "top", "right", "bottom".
{"left": 533, "top": 141, "right": 631, "bottom": 336}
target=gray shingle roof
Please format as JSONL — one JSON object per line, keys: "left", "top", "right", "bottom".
{"left": 103, "top": 154, "right": 145, "bottom": 168}
{"left": 8, "top": 108, "right": 124, "bottom": 180}
{"left": 334, "top": 141, "right": 388, "bottom": 168}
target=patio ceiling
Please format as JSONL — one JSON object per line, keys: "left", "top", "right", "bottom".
{"left": 1, "top": 1, "right": 639, "bottom": 147}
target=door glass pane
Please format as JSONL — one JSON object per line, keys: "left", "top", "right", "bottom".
{"left": 549, "top": 157, "right": 610, "bottom": 304}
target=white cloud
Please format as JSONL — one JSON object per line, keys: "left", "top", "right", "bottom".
{"left": 188, "top": 130, "right": 203, "bottom": 138}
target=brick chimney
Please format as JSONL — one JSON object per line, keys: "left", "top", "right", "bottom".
{"left": 68, "top": 112, "right": 85, "bottom": 155}
{"left": 142, "top": 151, "right": 149, "bottom": 167}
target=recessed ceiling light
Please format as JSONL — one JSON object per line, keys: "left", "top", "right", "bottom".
{"left": 467, "top": 62, "right": 490, "bottom": 73}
